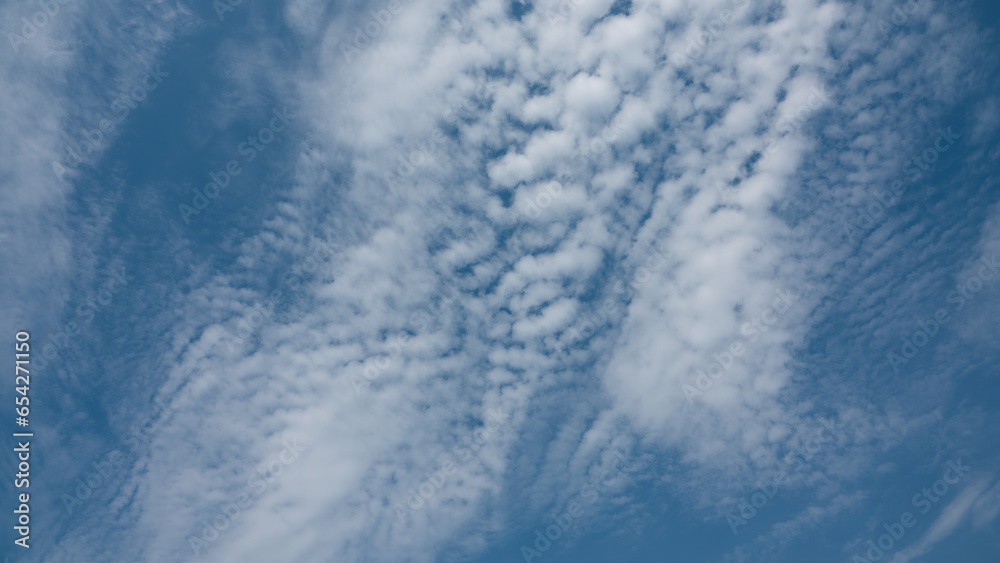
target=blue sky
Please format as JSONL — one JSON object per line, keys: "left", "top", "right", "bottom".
{"left": 2, "top": 0, "right": 1000, "bottom": 562}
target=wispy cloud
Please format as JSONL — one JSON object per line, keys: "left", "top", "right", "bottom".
{"left": 21, "top": 0, "right": 1000, "bottom": 562}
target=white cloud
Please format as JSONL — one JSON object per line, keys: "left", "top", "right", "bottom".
{"left": 889, "top": 479, "right": 993, "bottom": 563}
{"left": 37, "top": 0, "right": 998, "bottom": 561}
